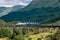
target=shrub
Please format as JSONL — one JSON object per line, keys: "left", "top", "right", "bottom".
{"left": 28, "top": 38, "right": 32, "bottom": 40}
{"left": 37, "top": 38, "right": 42, "bottom": 40}
{"left": 14, "top": 35, "right": 24, "bottom": 40}
{"left": 45, "top": 35, "right": 52, "bottom": 40}
{"left": 45, "top": 35, "right": 55, "bottom": 40}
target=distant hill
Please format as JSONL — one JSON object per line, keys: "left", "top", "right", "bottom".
{"left": 0, "top": 5, "right": 24, "bottom": 17}
{"left": 0, "top": 7, "right": 13, "bottom": 17}
{"left": 0, "top": 0, "right": 60, "bottom": 24}
{"left": 0, "top": 7, "right": 7, "bottom": 13}
{"left": 12, "top": 5, "right": 24, "bottom": 12}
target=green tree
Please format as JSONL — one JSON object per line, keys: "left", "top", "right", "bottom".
{"left": 14, "top": 35, "right": 24, "bottom": 40}
{"left": 28, "top": 38, "right": 32, "bottom": 40}
{"left": 0, "top": 28, "right": 12, "bottom": 38}
{"left": 37, "top": 38, "right": 42, "bottom": 40}
{"left": 45, "top": 35, "right": 53, "bottom": 40}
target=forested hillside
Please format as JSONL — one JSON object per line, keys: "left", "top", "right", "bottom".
{"left": 1, "top": 7, "right": 60, "bottom": 24}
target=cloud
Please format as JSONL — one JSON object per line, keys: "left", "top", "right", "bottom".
{"left": 0, "top": 0, "right": 32, "bottom": 7}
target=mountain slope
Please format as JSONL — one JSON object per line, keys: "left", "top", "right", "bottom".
{"left": 12, "top": 5, "right": 24, "bottom": 12}
{"left": 0, "top": 7, "right": 7, "bottom": 13}
{"left": 0, "top": 5, "right": 24, "bottom": 17}
{"left": 1, "top": 7, "right": 60, "bottom": 23}
{"left": 20, "top": 0, "right": 58, "bottom": 11}
{"left": 0, "top": 7, "right": 13, "bottom": 17}
{"left": 0, "top": 0, "right": 60, "bottom": 23}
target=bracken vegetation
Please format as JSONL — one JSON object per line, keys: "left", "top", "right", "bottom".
{"left": 0, "top": 27, "right": 60, "bottom": 40}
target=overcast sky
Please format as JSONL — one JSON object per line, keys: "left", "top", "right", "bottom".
{"left": 0, "top": 0, "right": 32, "bottom": 7}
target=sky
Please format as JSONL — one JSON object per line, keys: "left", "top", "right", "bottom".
{"left": 0, "top": 0, "right": 32, "bottom": 7}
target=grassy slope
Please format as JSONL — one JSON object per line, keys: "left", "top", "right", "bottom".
{"left": 25, "top": 32, "right": 54, "bottom": 40}
{"left": 0, "top": 37, "right": 9, "bottom": 40}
